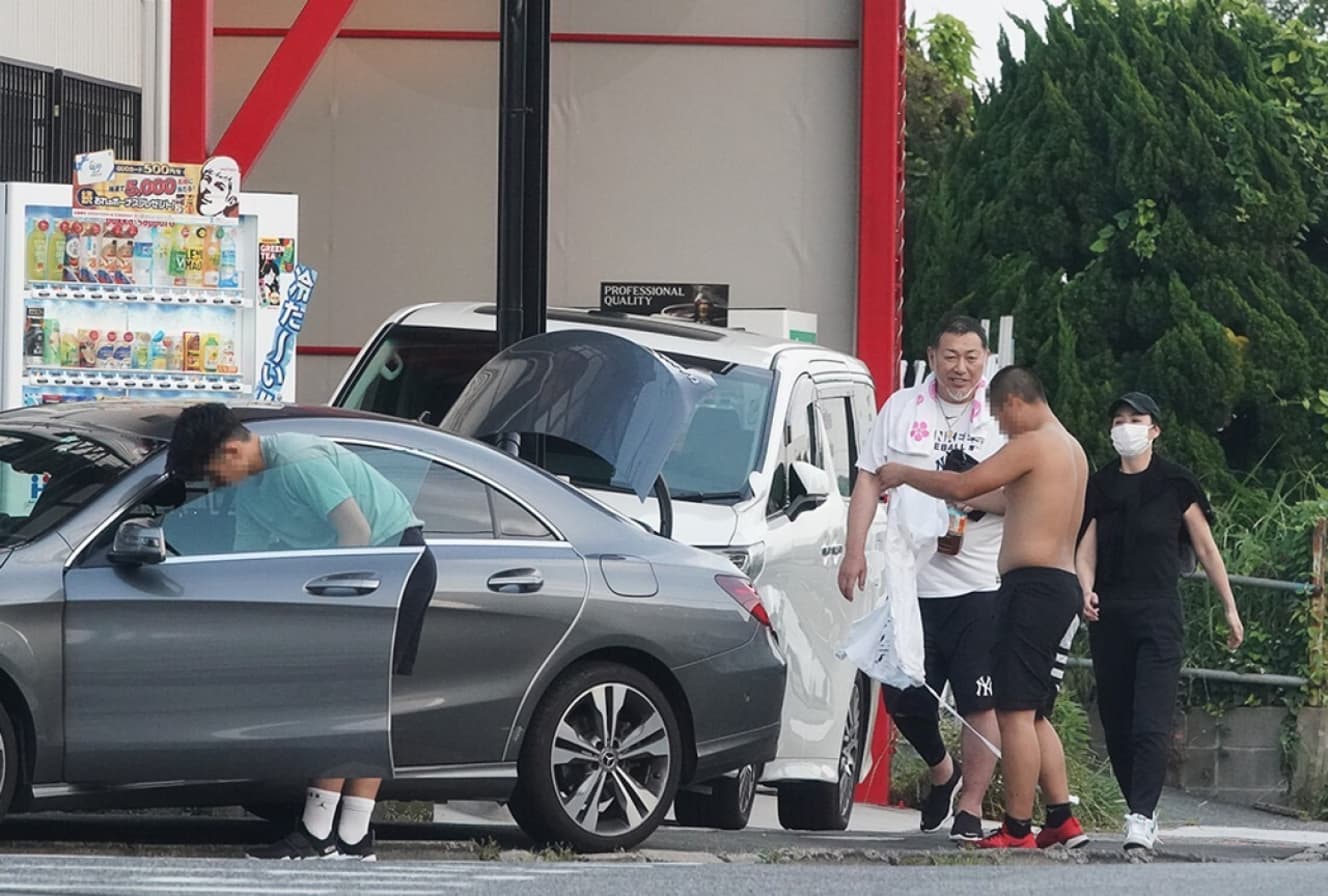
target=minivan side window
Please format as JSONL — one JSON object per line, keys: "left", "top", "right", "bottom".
{"left": 767, "top": 376, "right": 820, "bottom": 517}
{"left": 817, "top": 395, "right": 857, "bottom": 498}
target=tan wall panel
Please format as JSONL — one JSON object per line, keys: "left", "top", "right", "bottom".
{"left": 549, "top": 42, "right": 859, "bottom": 352}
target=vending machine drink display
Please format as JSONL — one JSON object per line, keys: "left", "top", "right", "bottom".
{"left": 0, "top": 181, "right": 299, "bottom": 409}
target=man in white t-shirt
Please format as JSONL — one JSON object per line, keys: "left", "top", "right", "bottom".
{"left": 838, "top": 314, "right": 1005, "bottom": 843}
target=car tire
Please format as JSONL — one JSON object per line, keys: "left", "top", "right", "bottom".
{"left": 0, "top": 702, "right": 18, "bottom": 820}
{"left": 510, "top": 662, "right": 682, "bottom": 853}
{"left": 672, "top": 763, "right": 757, "bottom": 831}
{"left": 776, "top": 675, "right": 867, "bottom": 831}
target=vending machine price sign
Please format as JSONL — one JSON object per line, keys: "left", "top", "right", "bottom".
{"left": 73, "top": 152, "right": 241, "bottom": 219}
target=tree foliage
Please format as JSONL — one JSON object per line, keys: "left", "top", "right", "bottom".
{"left": 904, "top": 0, "right": 1328, "bottom": 484}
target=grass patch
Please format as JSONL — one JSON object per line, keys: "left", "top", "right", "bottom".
{"left": 473, "top": 837, "right": 503, "bottom": 861}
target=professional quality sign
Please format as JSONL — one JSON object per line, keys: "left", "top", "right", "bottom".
{"left": 599, "top": 282, "right": 729, "bottom": 327}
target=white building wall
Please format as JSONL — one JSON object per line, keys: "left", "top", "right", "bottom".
{"left": 0, "top": 0, "right": 148, "bottom": 87}
{"left": 212, "top": 1, "right": 861, "bottom": 402}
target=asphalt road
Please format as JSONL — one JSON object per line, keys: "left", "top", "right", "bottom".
{"left": 2, "top": 854, "right": 1328, "bottom": 896}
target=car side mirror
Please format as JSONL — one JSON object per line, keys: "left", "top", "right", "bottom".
{"left": 788, "top": 461, "right": 832, "bottom": 519}
{"left": 108, "top": 518, "right": 167, "bottom": 567}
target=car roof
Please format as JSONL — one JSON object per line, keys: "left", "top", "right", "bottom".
{"left": 395, "top": 302, "right": 869, "bottom": 374}
{"left": 0, "top": 400, "right": 375, "bottom": 443}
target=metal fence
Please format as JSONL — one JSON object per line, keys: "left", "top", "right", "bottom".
{"left": 0, "top": 57, "right": 140, "bottom": 184}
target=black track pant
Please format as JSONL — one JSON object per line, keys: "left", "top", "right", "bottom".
{"left": 1088, "top": 597, "right": 1184, "bottom": 817}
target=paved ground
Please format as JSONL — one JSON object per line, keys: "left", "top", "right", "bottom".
{"left": 2, "top": 854, "right": 1328, "bottom": 896}
{"left": 1, "top": 786, "right": 1324, "bottom": 866}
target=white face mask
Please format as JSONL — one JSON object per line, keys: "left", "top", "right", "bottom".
{"left": 1111, "top": 422, "right": 1152, "bottom": 458}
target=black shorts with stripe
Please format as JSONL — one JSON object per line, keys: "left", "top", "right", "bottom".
{"left": 992, "top": 567, "right": 1082, "bottom": 718}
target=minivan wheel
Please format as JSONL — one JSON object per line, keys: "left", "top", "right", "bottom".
{"left": 510, "top": 663, "right": 681, "bottom": 853}
{"left": 673, "top": 763, "right": 757, "bottom": 831}
{"left": 777, "top": 675, "right": 867, "bottom": 831}
{"left": 0, "top": 703, "right": 18, "bottom": 819}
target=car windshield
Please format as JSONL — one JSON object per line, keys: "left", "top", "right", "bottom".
{"left": 0, "top": 426, "right": 151, "bottom": 547}
{"left": 339, "top": 323, "right": 776, "bottom": 503}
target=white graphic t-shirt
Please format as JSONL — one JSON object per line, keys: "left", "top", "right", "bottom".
{"left": 857, "top": 374, "right": 1005, "bottom": 598}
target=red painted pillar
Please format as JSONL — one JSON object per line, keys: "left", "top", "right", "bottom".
{"left": 855, "top": 0, "right": 907, "bottom": 402}
{"left": 170, "top": 0, "right": 215, "bottom": 162}
{"left": 853, "top": 0, "right": 907, "bottom": 809}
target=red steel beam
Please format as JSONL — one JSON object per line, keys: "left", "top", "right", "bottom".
{"left": 213, "top": 27, "right": 857, "bottom": 50}
{"left": 212, "top": 0, "right": 360, "bottom": 174}
{"left": 170, "top": 0, "right": 214, "bottom": 162}
{"left": 855, "top": 0, "right": 907, "bottom": 403}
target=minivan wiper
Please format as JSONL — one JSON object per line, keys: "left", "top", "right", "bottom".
{"left": 669, "top": 489, "right": 745, "bottom": 502}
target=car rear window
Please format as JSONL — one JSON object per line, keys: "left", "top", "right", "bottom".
{"left": 337, "top": 324, "right": 498, "bottom": 426}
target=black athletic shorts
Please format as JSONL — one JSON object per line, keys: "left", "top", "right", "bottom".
{"left": 992, "top": 567, "right": 1081, "bottom": 716}
{"left": 883, "top": 590, "right": 998, "bottom": 719}
{"left": 393, "top": 526, "right": 437, "bottom": 677}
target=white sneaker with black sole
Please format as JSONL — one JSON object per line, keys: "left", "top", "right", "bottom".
{"left": 1123, "top": 812, "right": 1159, "bottom": 851}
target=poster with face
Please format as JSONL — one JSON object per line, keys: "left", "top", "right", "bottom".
{"left": 197, "top": 156, "right": 241, "bottom": 218}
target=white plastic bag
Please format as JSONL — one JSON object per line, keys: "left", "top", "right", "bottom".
{"left": 838, "top": 485, "right": 947, "bottom": 690}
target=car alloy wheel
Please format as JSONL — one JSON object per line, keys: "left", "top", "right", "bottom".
{"left": 673, "top": 763, "right": 758, "bottom": 831}
{"left": 511, "top": 662, "right": 682, "bottom": 853}
{"left": 837, "top": 679, "right": 863, "bottom": 820}
{"left": 551, "top": 682, "right": 671, "bottom": 837}
{"left": 776, "top": 675, "right": 866, "bottom": 831}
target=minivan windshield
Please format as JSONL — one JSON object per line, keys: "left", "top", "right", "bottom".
{"left": 337, "top": 323, "right": 776, "bottom": 502}
{"left": 0, "top": 426, "right": 150, "bottom": 547}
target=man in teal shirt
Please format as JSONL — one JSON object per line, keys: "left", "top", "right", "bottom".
{"left": 231, "top": 431, "right": 422, "bottom": 552}
{"left": 167, "top": 403, "right": 435, "bottom": 862}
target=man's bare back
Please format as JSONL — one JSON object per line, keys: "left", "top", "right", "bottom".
{"left": 999, "top": 421, "right": 1088, "bottom": 575}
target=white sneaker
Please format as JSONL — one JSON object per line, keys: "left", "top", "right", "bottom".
{"left": 1123, "top": 812, "right": 1158, "bottom": 851}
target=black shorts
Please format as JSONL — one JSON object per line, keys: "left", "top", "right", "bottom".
{"left": 883, "top": 590, "right": 997, "bottom": 719}
{"left": 393, "top": 526, "right": 437, "bottom": 677}
{"left": 992, "top": 567, "right": 1081, "bottom": 716}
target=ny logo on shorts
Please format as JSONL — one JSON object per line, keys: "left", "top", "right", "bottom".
{"left": 975, "top": 676, "right": 993, "bottom": 698}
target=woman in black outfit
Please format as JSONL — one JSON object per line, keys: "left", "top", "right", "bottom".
{"left": 1075, "top": 393, "right": 1244, "bottom": 853}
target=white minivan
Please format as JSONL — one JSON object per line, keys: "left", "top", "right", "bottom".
{"left": 332, "top": 303, "right": 888, "bottom": 831}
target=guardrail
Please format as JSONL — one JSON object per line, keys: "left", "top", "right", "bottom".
{"left": 1072, "top": 520, "right": 1327, "bottom": 697}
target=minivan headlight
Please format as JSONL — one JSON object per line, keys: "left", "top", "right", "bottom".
{"left": 712, "top": 542, "right": 766, "bottom": 582}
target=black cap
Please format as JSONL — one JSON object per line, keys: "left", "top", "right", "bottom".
{"left": 1109, "top": 391, "right": 1162, "bottom": 420}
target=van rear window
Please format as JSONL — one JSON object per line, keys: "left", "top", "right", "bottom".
{"left": 337, "top": 325, "right": 498, "bottom": 425}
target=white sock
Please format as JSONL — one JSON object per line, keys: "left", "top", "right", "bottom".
{"left": 301, "top": 787, "right": 341, "bottom": 840}
{"left": 338, "top": 795, "right": 376, "bottom": 846}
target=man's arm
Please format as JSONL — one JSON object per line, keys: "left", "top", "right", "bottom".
{"left": 838, "top": 470, "right": 883, "bottom": 601}
{"left": 877, "top": 437, "right": 1037, "bottom": 502}
{"left": 328, "top": 497, "right": 373, "bottom": 547}
{"left": 965, "top": 489, "right": 1007, "bottom": 515}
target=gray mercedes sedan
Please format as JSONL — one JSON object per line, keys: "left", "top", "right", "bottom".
{"left": 0, "top": 400, "right": 784, "bottom": 852}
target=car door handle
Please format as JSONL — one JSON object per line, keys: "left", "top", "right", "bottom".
{"left": 487, "top": 568, "right": 544, "bottom": 594}
{"left": 305, "top": 572, "right": 382, "bottom": 597}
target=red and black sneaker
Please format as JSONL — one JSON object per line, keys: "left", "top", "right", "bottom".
{"left": 977, "top": 824, "right": 1037, "bottom": 850}
{"left": 1036, "top": 816, "right": 1089, "bottom": 849}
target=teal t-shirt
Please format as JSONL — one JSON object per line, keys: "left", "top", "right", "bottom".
{"left": 233, "top": 433, "right": 423, "bottom": 552}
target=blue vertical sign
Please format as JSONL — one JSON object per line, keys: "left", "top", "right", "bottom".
{"left": 255, "top": 263, "right": 317, "bottom": 401}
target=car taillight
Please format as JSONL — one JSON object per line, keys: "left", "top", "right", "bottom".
{"left": 716, "top": 574, "right": 770, "bottom": 627}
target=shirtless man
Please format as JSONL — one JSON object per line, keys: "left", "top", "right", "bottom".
{"left": 876, "top": 366, "right": 1089, "bottom": 850}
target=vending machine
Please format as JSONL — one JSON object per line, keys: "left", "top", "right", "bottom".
{"left": 0, "top": 179, "right": 299, "bottom": 409}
